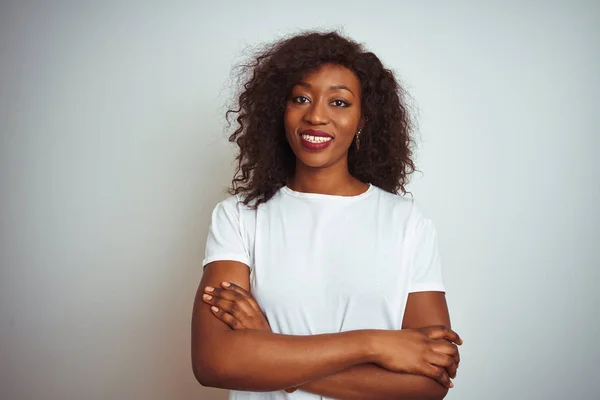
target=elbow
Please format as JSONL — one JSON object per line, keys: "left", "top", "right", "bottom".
{"left": 424, "top": 385, "right": 449, "bottom": 400}
{"left": 191, "top": 329, "right": 234, "bottom": 388}
{"left": 193, "top": 368, "right": 210, "bottom": 387}
{"left": 413, "top": 379, "right": 448, "bottom": 400}
{"left": 192, "top": 344, "right": 246, "bottom": 390}
{"left": 192, "top": 368, "right": 212, "bottom": 388}
{"left": 192, "top": 345, "right": 228, "bottom": 388}
{"left": 192, "top": 357, "right": 218, "bottom": 388}
{"left": 432, "top": 391, "right": 449, "bottom": 400}
{"left": 193, "top": 357, "right": 234, "bottom": 389}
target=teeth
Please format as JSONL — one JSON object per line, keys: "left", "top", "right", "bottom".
{"left": 302, "top": 134, "right": 332, "bottom": 143}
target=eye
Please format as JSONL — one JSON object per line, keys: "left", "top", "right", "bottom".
{"left": 292, "top": 95, "right": 310, "bottom": 104}
{"left": 331, "top": 99, "right": 350, "bottom": 108}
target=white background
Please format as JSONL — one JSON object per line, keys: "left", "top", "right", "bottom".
{"left": 1, "top": 1, "right": 598, "bottom": 399}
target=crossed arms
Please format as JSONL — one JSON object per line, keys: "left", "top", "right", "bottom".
{"left": 191, "top": 261, "right": 461, "bottom": 400}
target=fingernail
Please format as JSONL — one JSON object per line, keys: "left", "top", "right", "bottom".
{"left": 203, "top": 294, "right": 212, "bottom": 300}
{"left": 449, "top": 382, "right": 454, "bottom": 388}
{"left": 222, "top": 282, "right": 231, "bottom": 287}
{"left": 205, "top": 286, "right": 214, "bottom": 292}
{"left": 211, "top": 306, "right": 219, "bottom": 312}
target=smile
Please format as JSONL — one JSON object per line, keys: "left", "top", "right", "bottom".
{"left": 301, "top": 134, "right": 332, "bottom": 143}
{"left": 299, "top": 134, "right": 333, "bottom": 151}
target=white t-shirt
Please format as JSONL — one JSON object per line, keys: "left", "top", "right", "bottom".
{"left": 202, "top": 184, "right": 445, "bottom": 400}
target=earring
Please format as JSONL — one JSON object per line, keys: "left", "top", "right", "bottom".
{"left": 355, "top": 128, "right": 362, "bottom": 150}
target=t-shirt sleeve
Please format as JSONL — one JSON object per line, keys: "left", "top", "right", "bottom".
{"left": 408, "top": 216, "right": 445, "bottom": 293}
{"left": 202, "top": 197, "right": 252, "bottom": 269}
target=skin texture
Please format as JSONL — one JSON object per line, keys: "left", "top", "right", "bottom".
{"left": 192, "top": 33, "right": 462, "bottom": 399}
{"left": 201, "top": 281, "right": 461, "bottom": 399}
{"left": 283, "top": 63, "right": 368, "bottom": 196}
{"left": 300, "top": 294, "right": 461, "bottom": 399}
{"left": 284, "top": 63, "right": 365, "bottom": 194}
{"left": 226, "top": 31, "right": 416, "bottom": 207}
{"left": 192, "top": 261, "right": 462, "bottom": 398}
{"left": 192, "top": 261, "right": 379, "bottom": 392}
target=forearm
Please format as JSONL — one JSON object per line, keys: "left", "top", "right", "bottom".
{"left": 300, "top": 363, "right": 448, "bottom": 400}
{"left": 193, "top": 328, "right": 376, "bottom": 392}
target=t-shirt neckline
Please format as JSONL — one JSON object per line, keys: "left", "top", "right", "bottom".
{"left": 281, "top": 183, "right": 374, "bottom": 200}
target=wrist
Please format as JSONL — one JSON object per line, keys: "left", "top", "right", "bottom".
{"left": 358, "top": 329, "right": 381, "bottom": 364}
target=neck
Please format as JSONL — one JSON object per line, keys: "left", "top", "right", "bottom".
{"left": 287, "top": 159, "right": 368, "bottom": 196}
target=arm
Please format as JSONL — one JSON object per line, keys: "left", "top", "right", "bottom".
{"left": 201, "top": 282, "right": 462, "bottom": 399}
{"left": 191, "top": 261, "right": 379, "bottom": 392}
{"left": 297, "top": 292, "right": 457, "bottom": 400}
{"left": 300, "top": 364, "right": 448, "bottom": 400}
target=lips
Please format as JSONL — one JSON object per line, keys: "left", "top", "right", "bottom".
{"left": 299, "top": 129, "right": 334, "bottom": 151}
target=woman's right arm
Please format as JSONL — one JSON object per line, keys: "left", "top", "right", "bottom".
{"left": 191, "top": 260, "right": 378, "bottom": 392}
{"left": 192, "top": 261, "right": 460, "bottom": 393}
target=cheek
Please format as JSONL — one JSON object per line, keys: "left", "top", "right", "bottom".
{"left": 339, "top": 116, "right": 353, "bottom": 128}
{"left": 336, "top": 114, "right": 359, "bottom": 135}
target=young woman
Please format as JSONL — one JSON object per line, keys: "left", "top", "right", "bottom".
{"left": 191, "top": 31, "right": 462, "bottom": 400}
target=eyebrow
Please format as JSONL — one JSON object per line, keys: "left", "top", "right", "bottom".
{"left": 297, "top": 81, "right": 354, "bottom": 95}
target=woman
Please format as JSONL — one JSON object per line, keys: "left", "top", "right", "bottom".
{"left": 192, "top": 31, "right": 462, "bottom": 400}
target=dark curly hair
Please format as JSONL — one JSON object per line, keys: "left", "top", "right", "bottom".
{"left": 226, "top": 30, "right": 416, "bottom": 207}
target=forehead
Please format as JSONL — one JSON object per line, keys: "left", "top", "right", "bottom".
{"left": 297, "top": 63, "right": 361, "bottom": 91}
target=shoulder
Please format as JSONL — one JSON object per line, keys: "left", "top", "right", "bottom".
{"left": 369, "top": 186, "right": 436, "bottom": 240}
{"left": 210, "top": 194, "right": 261, "bottom": 236}
{"left": 212, "top": 194, "right": 256, "bottom": 216}
{"left": 370, "top": 186, "right": 430, "bottom": 224}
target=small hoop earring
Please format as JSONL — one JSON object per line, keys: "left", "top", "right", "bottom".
{"left": 355, "top": 128, "right": 362, "bottom": 150}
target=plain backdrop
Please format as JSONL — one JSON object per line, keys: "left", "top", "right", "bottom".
{"left": 1, "top": 1, "right": 598, "bottom": 399}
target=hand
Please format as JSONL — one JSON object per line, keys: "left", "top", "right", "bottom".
{"left": 202, "top": 281, "right": 271, "bottom": 331}
{"left": 203, "top": 283, "right": 297, "bottom": 393}
{"left": 417, "top": 326, "right": 462, "bottom": 381}
{"left": 373, "top": 325, "right": 462, "bottom": 388}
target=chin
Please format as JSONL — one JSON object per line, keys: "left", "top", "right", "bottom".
{"left": 303, "top": 161, "right": 332, "bottom": 169}
{"left": 296, "top": 151, "right": 344, "bottom": 169}
{"left": 296, "top": 156, "right": 329, "bottom": 169}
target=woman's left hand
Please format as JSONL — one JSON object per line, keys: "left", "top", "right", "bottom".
{"left": 202, "top": 282, "right": 271, "bottom": 331}
{"left": 203, "top": 283, "right": 298, "bottom": 393}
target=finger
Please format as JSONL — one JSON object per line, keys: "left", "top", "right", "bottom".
{"left": 203, "top": 294, "right": 250, "bottom": 325}
{"left": 430, "top": 352, "right": 457, "bottom": 379}
{"left": 429, "top": 351, "right": 454, "bottom": 369}
{"left": 206, "top": 286, "right": 247, "bottom": 303}
{"left": 222, "top": 282, "right": 263, "bottom": 312}
{"left": 206, "top": 287, "right": 256, "bottom": 314}
{"left": 423, "top": 325, "right": 462, "bottom": 345}
{"left": 209, "top": 306, "right": 243, "bottom": 330}
{"left": 431, "top": 325, "right": 461, "bottom": 344}
{"left": 222, "top": 281, "right": 251, "bottom": 295}
{"left": 424, "top": 363, "right": 453, "bottom": 389}
{"left": 430, "top": 341, "right": 459, "bottom": 378}
{"left": 451, "top": 343, "right": 460, "bottom": 366}
{"left": 202, "top": 293, "right": 231, "bottom": 310}
{"left": 448, "top": 362, "right": 458, "bottom": 379}
{"left": 431, "top": 340, "right": 459, "bottom": 359}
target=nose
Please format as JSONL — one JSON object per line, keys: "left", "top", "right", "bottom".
{"left": 303, "top": 99, "right": 329, "bottom": 125}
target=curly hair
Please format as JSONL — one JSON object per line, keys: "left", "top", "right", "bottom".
{"left": 226, "top": 30, "right": 416, "bottom": 207}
